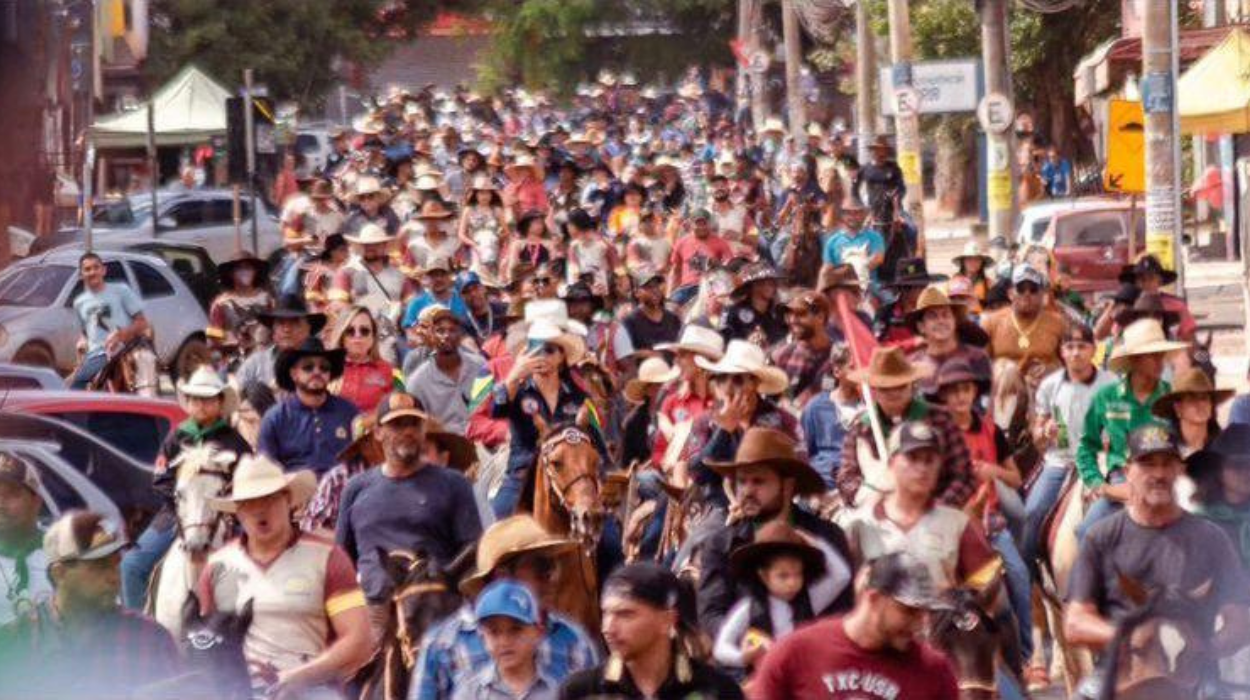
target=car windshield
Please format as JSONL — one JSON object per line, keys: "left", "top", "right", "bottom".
{"left": 0, "top": 265, "right": 73, "bottom": 306}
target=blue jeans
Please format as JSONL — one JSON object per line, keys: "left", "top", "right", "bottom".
{"left": 490, "top": 451, "right": 531, "bottom": 519}
{"left": 1076, "top": 471, "right": 1126, "bottom": 542}
{"left": 1021, "top": 466, "right": 1069, "bottom": 571}
{"left": 120, "top": 521, "right": 177, "bottom": 610}
{"left": 669, "top": 284, "right": 698, "bottom": 307}
{"left": 992, "top": 528, "right": 1034, "bottom": 663}
{"left": 70, "top": 352, "right": 109, "bottom": 390}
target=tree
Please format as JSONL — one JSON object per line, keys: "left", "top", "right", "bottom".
{"left": 145, "top": 0, "right": 417, "bottom": 107}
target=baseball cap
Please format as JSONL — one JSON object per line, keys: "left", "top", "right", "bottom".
{"left": 688, "top": 208, "right": 712, "bottom": 223}
{"left": 44, "top": 511, "right": 129, "bottom": 566}
{"left": 425, "top": 256, "right": 453, "bottom": 275}
{"left": 0, "top": 453, "right": 42, "bottom": 495}
{"left": 456, "top": 271, "right": 483, "bottom": 294}
{"left": 1128, "top": 423, "right": 1182, "bottom": 461}
{"left": 603, "top": 562, "right": 680, "bottom": 610}
{"left": 375, "top": 391, "right": 430, "bottom": 425}
{"left": 891, "top": 420, "right": 939, "bottom": 457}
{"left": 866, "top": 552, "right": 951, "bottom": 610}
{"left": 1011, "top": 263, "right": 1049, "bottom": 288}
{"left": 474, "top": 579, "right": 541, "bottom": 626}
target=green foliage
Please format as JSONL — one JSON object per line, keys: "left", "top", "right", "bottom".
{"left": 145, "top": 0, "right": 401, "bottom": 107}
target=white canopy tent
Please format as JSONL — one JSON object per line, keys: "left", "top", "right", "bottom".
{"left": 90, "top": 65, "right": 231, "bottom": 148}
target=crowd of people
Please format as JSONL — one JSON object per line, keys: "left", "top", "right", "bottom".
{"left": 1, "top": 72, "right": 1249, "bottom": 700}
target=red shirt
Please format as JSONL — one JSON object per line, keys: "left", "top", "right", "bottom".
{"left": 335, "top": 358, "right": 394, "bottom": 413}
{"left": 505, "top": 179, "right": 548, "bottom": 217}
{"left": 652, "top": 387, "right": 712, "bottom": 464}
{"left": 670, "top": 233, "right": 732, "bottom": 288}
{"left": 751, "top": 617, "right": 959, "bottom": 700}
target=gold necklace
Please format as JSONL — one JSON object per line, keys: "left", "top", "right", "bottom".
{"left": 1010, "top": 311, "right": 1042, "bottom": 350}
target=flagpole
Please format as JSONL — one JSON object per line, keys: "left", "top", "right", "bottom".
{"left": 836, "top": 294, "right": 890, "bottom": 462}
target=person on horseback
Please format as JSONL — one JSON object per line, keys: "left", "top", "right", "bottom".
{"left": 835, "top": 347, "right": 974, "bottom": 510}
{"left": 905, "top": 285, "right": 993, "bottom": 397}
{"left": 412, "top": 516, "right": 600, "bottom": 700}
{"left": 1064, "top": 425, "right": 1250, "bottom": 689}
{"left": 1118, "top": 254, "right": 1196, "bottom": 341}
{"left": 720, "top": 262, "right": 787, "bottom": 346}
{"left": 69, "top": 251, "right": 152, "bottom": 390}
{"left": 335, "top": 392, "right": 482, "bottom": 639}
{"left": 666, "top": 209, "right": 732, "bottom": 307}
{"left": 770, "top": 290, "right": 833, "bottom": 408}
{"left": 695, "top": 428, "right": 853, "bottom": 638}
{"left": 0, "top": 455, "right": 52, "bottom": 625}
{"left": 819, "top": 199, "right": 884, "bottom": 288}
{"left": 121, "top": 367, "right": 251, "bottom": 611}
{"left": 259, "top": 338, "right": 359, "bottom": 477}
{"left": 981, "top": 264, "right": 1066, "bottom": 376}
{"left": 453, "top": 580, "right": 556, "bottom": 700}
{"left": 751, "top": 552, "right": 960, "bottom": 700}
{"left": 200, "top": 455, "right": 372, "bottom": 700}
{"left": 207, "top": 252, "right": 274, "bottom": 366}
{"left": 237, "top": 296, "right": 327, "bottom": 393}
{"left": 873, "top": 258, "right": 947, "bottom": 348}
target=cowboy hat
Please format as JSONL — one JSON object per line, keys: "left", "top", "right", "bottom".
{"left": 905, "top": 285, "right": 967, "bottom": 330}
{"left": 655, "top": 324, "right": 725, "bottom": 361}
{"left": 527, "top": 320, "right": 586, "bottom": 365}
{"left": 256, "top": 297, "right": 327, "bottom": 336}
{"left": 337, "top": 414, "right": 382, "bottom": 465}
{"left": 274, "top": 338, "right": 346, "bottom": 392}
{"left": 624, "top": 357, "right": 680, "bottom": 404}
{"left": 818, "top": 264, "right": 863, "bottom": 293}
{"left": 504, "top": 154, "right": 540, "bottom": 180}
{"left": 1114, "top": 292, "right": 1180, "bottom": 330}
{"left": 344, "top": 222, "right": 397, "bottom": 246}
{"left": 425, "top": 420, "right": 477, "bottom": 471}
{"left": 469, "top": 173, "right": 498, "bottom": 192}
{"left": 952, "top": 240, "right": 995, "bottom": 270}
{"left": 354, "top": 175, "right": 385, "bottom": 198}
{"left": 887, "top": 258, "right": 948, "bottom": 288}
{"left": 677, "top": 82, "right": 703, "bottom": 100}
{"left": 924, "top": 358, "right": 991, "bottom": 401}
{"left": 177, "top": 366, "right": 239, "bottom": 416}
{"left": 694, "top": 340, "right": 788, "bottom": 396}
{"left": 729, "top": 521, "right": 827, "bottom": 582}
{"left": 1151, "top": 367, "right": 1234, "bottom": 419}
{"left": 759, "top": 117, "right": 786, "bottom": 137}
{"left": 1186, "top": 424, "right": 1250, "bottom": 483}
{"left": 415, "top": 200, "right": 456, "bottom": 221}
{"left": 217, "top": 252, "right": 271, "bottom": 291}
{"left": 1107, "top": 319, "right": 1190, "bottom": 373}
{"left": 868, "top": 135, "right": 894, "bottom": 152}
{"left": 705, "top": 427, "right": 825, "bottom": 495}
{"left": 731, "top": 262, "right": 785, "bottom": 296}
{"left": 209, "top": 454, "right": 316, "bottom": 513}
{"left": 412, "top": 174, "right": 443, "bottom": 192}
{"left": 459, "top": 515, "right": 579, "bottom": 596}
{"left": 847, "top": 346, "right": 932, "bottom": 389}
{"left": 1119, "top": 254, "right": 1178, "bottom": 286}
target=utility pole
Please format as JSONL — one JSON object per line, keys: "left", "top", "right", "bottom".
{"left": 854, "top": 0, "right": 877, "bottom": 166}
{"left": 886, "top": 0, "right": 925, "bottom": 252}
{"left": 980, "top": 0, "right": 1015, "bottom": 244}
{"left": 781, "top": 0, "right": 805, "bottom": 138}
{"left": 1142, "top": 0, "right": 1184, "bottom": 290}
{"left": 243, "top": 68, "right": 259, "bottom": 256}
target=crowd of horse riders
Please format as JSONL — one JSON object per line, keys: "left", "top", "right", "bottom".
{"left": 2, "top": 72, "right": 1250, "bottom": 700}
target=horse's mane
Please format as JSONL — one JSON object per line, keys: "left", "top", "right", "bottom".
{"left": 1097, "top": 582, "right": 1209, "bottom": 700}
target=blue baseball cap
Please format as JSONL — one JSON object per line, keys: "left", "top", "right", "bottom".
{"left": 474, "top": 580, "right": 541, "bottom": 626}
{"left": 456, "top": 271, "right": 482, "bottom": 294}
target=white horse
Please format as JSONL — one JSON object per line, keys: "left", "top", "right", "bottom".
{"left": 151, "top": 444, "right": 238, "bottom": 640}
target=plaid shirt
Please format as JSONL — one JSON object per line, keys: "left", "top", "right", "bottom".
{"left": 409, "top": 604, "right": 600, "bottom": 700}
{"left": 836, "top": 398, "right": 975, "bottom": 508}
{"left": 300, "top": 458, "right": 370, "bottom": 532}
{"left": 770, "top": 340, "right": 832, "bottom": 403}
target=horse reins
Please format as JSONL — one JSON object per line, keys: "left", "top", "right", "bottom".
{"left": 391, "top": 580, "right": 449, "bottom": 670}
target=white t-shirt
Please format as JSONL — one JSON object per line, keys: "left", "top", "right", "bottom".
{"left": 0, "top": 543, "right": 52, "bottom": 626}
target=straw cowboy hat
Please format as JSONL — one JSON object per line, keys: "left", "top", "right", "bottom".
{"left": 655, "top": 324, "right": 725, "bottom": 361}
{"left": 176, "top": 366, "right": 239, "bottom": 417}
{"left": 847, "top": 346, "right": 933, "bottom": 389}
{"left": 504, "top": 154, "right": 540, "bottom": 180}
{"left": 1108, "top": 319, "right": 1190, "bottom": 373}
{"left": 354, "top": 175, "right": 385, "bottom": 198}
{"left": 952, "top": 240, "right": 995, "bottom": 270}
{"left": 344, "top": 222, "right": 397, "bottom": 246}
{"left": 527, "top": 319, "right": 586, "bottom": 365}
{"left": 209, "top": 454, "right": 316, "bottom": 513}
{"left": 624, "top": 357, "right": 680, "bottom": 404}
{"left": 459, "top": 515, "right": 579, "bottom": 596}
{"left": 759, "top": 117, "right": 786, "bottom": 137}
{"left": 337, "top": 414, "right": 382, "bottom": 465}
{"left": 905, "top": 285, "right": 967, "bottom": 330}
{"left": 470, "top": 173, "right": 498, "bottom": 192}
{"left": 694, "top": 340, "right": 788, "bottom": 396}
{"left": 1151, "top": 367, "right": 1234, "bottom": 419}
{"left": 705, "top": 427, "right": 826, "bottom": 495}
{"left": 818, "top": 264, "right": 863, "bottom": 293}
{"left": 729, "top": 521, "right": 827, "bottom": 581}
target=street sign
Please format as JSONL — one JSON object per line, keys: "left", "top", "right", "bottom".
{"left": 894, "top": 87, "right": 920, "bottom": 118}
{"left": 976, "top": 92, "right": 1015, "bottom": 134}
{"left": 879, "top": 59, "right": 981, "bottom": 116}
{"left": 1105, "top": 99, "right": 1146, "bottom": 194}
{"left": 748, "top": 50, "right": 770, "bottom": 75}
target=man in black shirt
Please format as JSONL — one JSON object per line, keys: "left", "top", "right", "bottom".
{"left": 623, "top": 267, "right": 681, "bottom": 355}
{"left": 720, "top": 261, "right": 787, "bottom": 345}
{"left": 854, "top": 135, "right": 906, "bottom": 231}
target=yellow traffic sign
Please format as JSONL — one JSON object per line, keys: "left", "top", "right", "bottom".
{"left": 1105, "top": 99, "right": 1145, "bottom": 194}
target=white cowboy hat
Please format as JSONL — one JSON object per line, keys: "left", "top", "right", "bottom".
{"left": 504, "top": 154, "right": 540, "bottom": 180}
{"left": 760, "top": 117, "right": 787, "bottom": 137}
{"left": 624, "top": 357, "right": 680, "bottom": 404}
{"left": 176, "top": 366, "right": 238, "bottom": 417}
{"left": 470, "top": 174, "right": 498, "bottom": 191}
{"left": 656, "top": 324, "right": 725, "bottom": 361}
{"left": 694, "top": 339, "right": 788, "bottom": 396}
{"left": 523, "top": 298, "right": 570, "bottom": 327}
{"left": 354, "top": 175, "right": 384, "bottom": 197}
{"left": 1108, "top": 319, "right": 1190, "bottom": 373}
{"left": 526, "top": 319, "right": 586, "bottom": 365}
{"left": 413, "top": 174, "right": 444, "bottom": 192}
{"left": 344, "top": 222, "right": 396, "bottom": 246}
{"left": 677, "top": 82, "right": 703, "bottom": 100}
{"left": 209, "top": 455, "right": 316, "bottom": 513}
{"left": 805, "top": 122, "right": 826, "bottom": 139}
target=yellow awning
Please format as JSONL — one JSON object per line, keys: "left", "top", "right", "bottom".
{"left": 1179, "top": 28, "right": 1250, "bottom": 135}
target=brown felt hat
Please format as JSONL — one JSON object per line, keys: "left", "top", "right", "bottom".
{"left": 1150, "top": 368, "right": 1235, "bottom": 419}
{"left": 818, "top": 264, "right": 862, "bottom": 293}
{"left": 905, "top": 285, "right": 967, "bottom": 331}
{"left": 705, "top": 428, "right": 825, "bottom": 495}
{"left": 846, "top": 346, "right": 932, "bottom": 389}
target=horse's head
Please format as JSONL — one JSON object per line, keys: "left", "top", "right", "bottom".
{"left": 1100, "top": 573, "right": 1214, "bottom": 700}
{"left": 171, "top": 445, "right": 236, "bottom": 553}
{"left": 538, "top": 426, "right": 605, "bottom": 551}
{"left": 181, "top": 592, "right": 253, "bottom": 700}
{"left": 928, "top": 587, "right": 1005, "bottom": 700}
{"left": 379, "top": 548, "right": 463, "bottom": 667}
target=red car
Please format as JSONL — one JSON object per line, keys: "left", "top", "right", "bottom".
{"left": 0, "top": 390, "right": 186, "bottom": 465}
{"left": 1042, "top": 203, "right": 1145, "bottom": 298}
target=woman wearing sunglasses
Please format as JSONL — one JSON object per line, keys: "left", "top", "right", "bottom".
{"left": 328, "top": 305, "right": 396, "bottom": 413}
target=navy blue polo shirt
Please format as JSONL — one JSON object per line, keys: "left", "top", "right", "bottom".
{"left": 258, "top": 395, "right": 359, "bottom": 476}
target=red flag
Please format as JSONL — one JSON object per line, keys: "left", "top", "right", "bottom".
{"left": 836, "top": 293, "right": 878, "bottom": 372}
{"left": 729, "top": 38, "right": 749, "bottom": 67}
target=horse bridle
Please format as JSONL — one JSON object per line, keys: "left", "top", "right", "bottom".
{"left": 175, "top": 461, "right": 235, "bottom": 544}
{"left": 391, "top": 579, "right": 449, "bottom": 670}
{"left": 538, "top": 427, "right": 600, "bottom": 513}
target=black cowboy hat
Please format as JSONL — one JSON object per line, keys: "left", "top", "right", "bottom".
{"left": 924, "top": 358, "right": 991, "bottom": 402}
{"left": 217, "top": 252, "right": 271, "bottom": 291}
{"left": 729, "top": 521, "right": 827, "bottom": 583}
{"left": 888, "top": 257, "right": 949, "bottom": 288}
{"left": 561, "top": 281, "right": 604, "bottom": 310}
{"left": 1119, "top": 254, "right": 1178, "bottom": 286}
{"left": 257, "top": 297, "right": 327, "bottom": 336}
{"left": 319, "top": 233, "right": 347, "bottom": 262}
{"left": 274, "top": 338, "right": 345, "bottom": 392}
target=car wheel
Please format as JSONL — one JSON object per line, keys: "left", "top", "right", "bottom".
{"left": 13, "top": 342, "right": 56, "bottom": 370}
{"left": 171, "top": 336, "right": 211, "bottom": 382}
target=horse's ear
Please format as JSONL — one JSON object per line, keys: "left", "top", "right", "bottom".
{"left": 1188, "top": 578, "right": 1214, "bottom": 601}
{"left": 383, "top": 548, "right": 414, "bottom": 584}
{"left": 182, "top": 590, "right": 203, "bottom": 627}
{"left": 1118, "top": 571, "right": 1149, "bottom": 607}
{"left": 235, "top": 598, "right": 254, "bottom": 633}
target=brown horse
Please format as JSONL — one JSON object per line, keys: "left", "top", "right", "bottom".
{"left": 86, "top": 335, "right": 159, "bottom": 395}
{"left": 929, "top": 587, "right": 1019, "bottom": 700}
{"left": 526, "top": 424, "right": 608, "bottom": 634}
{"left": 1031, "top": 469, "right": 1094, "bottom": 695}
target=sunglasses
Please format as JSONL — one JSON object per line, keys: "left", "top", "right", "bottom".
{"left": 345, "top": 325, "right": 373, "bottom": 338}
{"left": 297, "top": 360, "right": 332, "bottom": 374}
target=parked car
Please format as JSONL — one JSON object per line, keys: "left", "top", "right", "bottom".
{"left": 1015, "top": 196, "right": 1123, "bottom": 247}
{"left": 1, "top": 389, "right": 185, "bottom": 464}
{"left": 30, "top": 188, "right": 283, "bottom": 263}
{"left": 0, "top": 248, "right": 211, "bottom": 379}
{"left": 1043, "top": 203, "right": 1146, "bottom": 297}
{"left": 0, "top": 411, "right": 159, "bottom": 535}
{"left": 65, "top": 239, "right": 221, "bottom": 311}
{"left": 0, "top": 362, "right": 64, "bottom": 390}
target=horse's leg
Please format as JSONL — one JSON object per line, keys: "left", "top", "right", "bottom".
{"left": 152, "top": 545, "right": 187, "bottom": 639}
